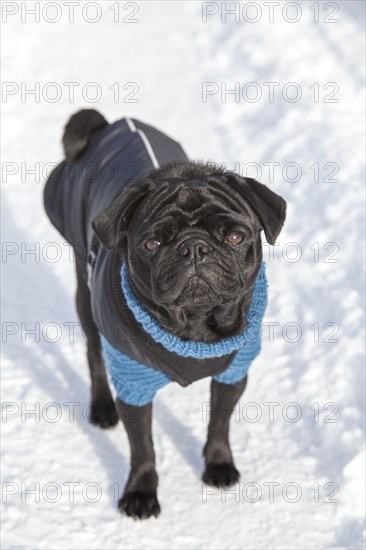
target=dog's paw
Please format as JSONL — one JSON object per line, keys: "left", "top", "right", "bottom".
{"left": 202, "top": 462, "right": 240, "bottom": 488}
{"left": 118, "top": 492, "right": 161, "bottom": 520}
{"left": 89, "top": 399, "right": 119, "bottom": 429}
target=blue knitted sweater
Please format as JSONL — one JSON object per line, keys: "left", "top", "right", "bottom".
{"left": 101, "top": 263, "right": 268, "bottom": 406}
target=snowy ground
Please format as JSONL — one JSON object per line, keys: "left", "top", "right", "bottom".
{"left": 1, "top": 1, "right": 365, "bottom": 549}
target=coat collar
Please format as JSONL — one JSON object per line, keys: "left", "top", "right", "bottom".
{"left": 120, "top": 262, "right": 268, "bottom": 359}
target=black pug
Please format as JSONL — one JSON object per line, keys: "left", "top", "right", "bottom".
{"left": 44, "top": 109, "right": 286, "bottom": 519}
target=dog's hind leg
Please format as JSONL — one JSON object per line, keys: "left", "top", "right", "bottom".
{"left": 75, "top": 255, "right": 118, "bottom": 428}
{"left": 202, "top": 377, "right": 247, "bottom": 487}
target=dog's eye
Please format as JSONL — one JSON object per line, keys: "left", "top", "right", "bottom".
{"left": 145, "top": 238, "right": 162, "bottom": 251}
{"left": 225, "top": 231, "right": 245, "bottom": 246}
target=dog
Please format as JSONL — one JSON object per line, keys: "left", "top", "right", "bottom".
{"left": 44, "top": 109, "right": 286, "bottom": 519}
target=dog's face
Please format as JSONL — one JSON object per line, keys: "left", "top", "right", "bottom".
{"left": 92, "top": 162, "right": 286, "bottom": 340}
{"left": 126, "top": 179, "right": 263, "bottom": 309}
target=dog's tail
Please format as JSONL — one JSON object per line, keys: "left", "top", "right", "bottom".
{"left": 62, "top": 109, "right": 108, "bottom": 162}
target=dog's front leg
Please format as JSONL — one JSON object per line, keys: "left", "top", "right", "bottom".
{"left": 117, "top": 398, "right": 160, "bottom": 519}
{"left": 202, "top": 377, "right": 247, "bottom": 488}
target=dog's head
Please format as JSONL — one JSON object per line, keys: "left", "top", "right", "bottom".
{"left": 92, "top": 162, "right": 286, "bottom": 339}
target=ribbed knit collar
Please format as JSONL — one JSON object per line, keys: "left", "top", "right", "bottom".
{"left": 120, "top": 263, "right": 268, "bottom": 359}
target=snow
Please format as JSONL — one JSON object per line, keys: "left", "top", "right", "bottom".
{"left": 1, "top": 1, "right": 365, "bottom": 548}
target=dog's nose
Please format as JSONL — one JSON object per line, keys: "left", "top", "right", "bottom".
{"left": 178, "top": 238, "right": 211, "bottom": 260}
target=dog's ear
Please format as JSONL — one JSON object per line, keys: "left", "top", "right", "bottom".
{"left": 227, "top": 174, "right": 286, "bottom": 245}
{"left": 91, "top": 182, "right": 152, "bottom": 250}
